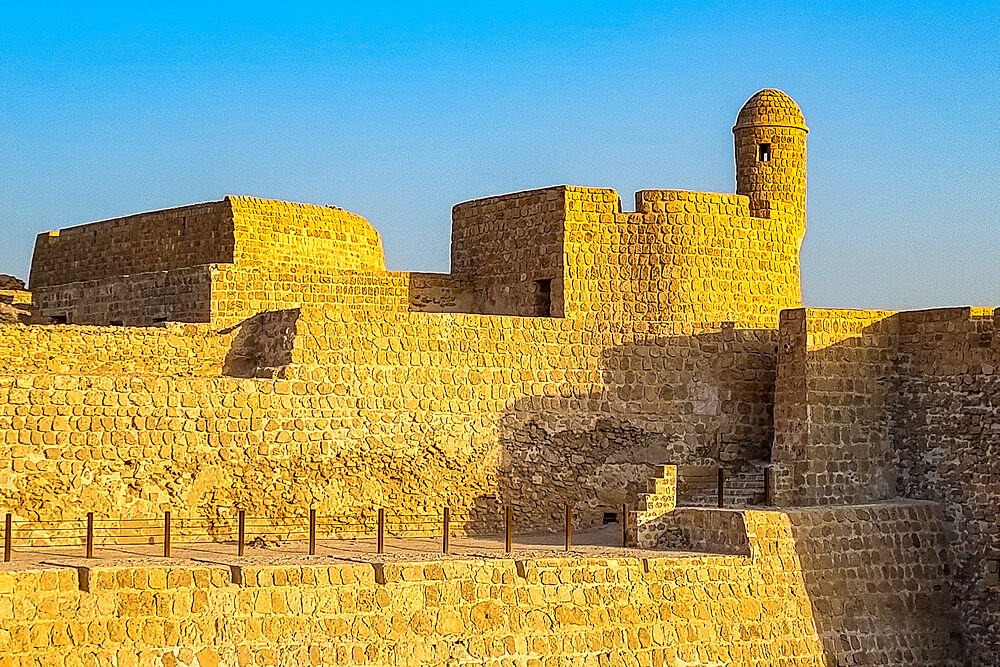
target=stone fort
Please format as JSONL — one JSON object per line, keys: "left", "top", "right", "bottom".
{"left": 0, "top": 90, "right": 996, "bottom": 665}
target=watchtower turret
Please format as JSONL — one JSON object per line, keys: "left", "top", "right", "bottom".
{"left": 733, "top": 89, "right": 808, "bottom": 239}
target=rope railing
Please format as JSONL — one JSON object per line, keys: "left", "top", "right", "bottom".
{"left": 0, "top": 503, "right": 634, "bottom": 562}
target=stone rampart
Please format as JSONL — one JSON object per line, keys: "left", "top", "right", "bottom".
{"left": 0, "top": 322, "right": 232, "bottom": 376}
{"left": 771, "top": 306, "right": 1000, "bottom": 664}
{"left": 773, "top": 308, "right": 899, "bottom": 506}
{"left": 28, "top": 201, "right": 233, "bottom": 289}
{"left": 0, "top": 502, "right": 962, "bottom": 666}
{"left": 0, "top": 304, "right": 776, "bottom": 538}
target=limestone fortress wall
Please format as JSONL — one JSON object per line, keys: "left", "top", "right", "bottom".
{"left": 1, "top": 90, "right": 998, "bottom": 664}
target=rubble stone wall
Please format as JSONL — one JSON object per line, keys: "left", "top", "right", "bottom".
{"left": 32, "top": 266, "right": 215, "bottom": 326}
{"left": 562, "top": 188, "right": 803, "bottom": 327}
{"left": 0, "top": 503, "right": 962, "bottom": 666}
{"left": 0, "top": 305, "right": 776, "bottom": 537}
{"left": 29, "top": 201, "right": 234, "bottom": 289}
{"left": 773, "top": 308, "right": 899, "bottom": 506}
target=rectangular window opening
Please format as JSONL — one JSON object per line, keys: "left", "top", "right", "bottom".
{"left": 603, "top": 512, "right": 619, "bottom": 525}
{"left": 534, "top": 279, "right": 552, "bottom": 317}
{"left": 49, "top": 314, "right": 68, "bottom": 325}
{"left": 758, "top": 143, "right": 771, "bottom": 162}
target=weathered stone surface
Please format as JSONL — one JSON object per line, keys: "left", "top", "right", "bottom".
{"left": 0, "top": 504, "right": 963, "bottom": 666}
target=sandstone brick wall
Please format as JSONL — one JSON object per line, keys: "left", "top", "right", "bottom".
{"left": 773, "top": 308, "right": 899, "bottom": 506}
{"left": 32, "top": 266, "right": 214, "bottom": 326}
{"left": 563, "top": 188, "right": 803, "bottom": 327}
{"left": 451, "top": 186, "right": 569, "bottom": 317}
{"left": 209, "top": 267, "right": 411, "bottom": 329}
{"left": 29, "top": 201, "right": 234, "bottom": 289}
{"left": 0, "top": 304, "right": 776, "bottom": 538}
{"left": 28, "top": 197, "right": 388, "bottom": 327}
{"left": 0, "top": 323, "right": 232, "bottom": 376}
{"left": 0, "top": 502, "right": 962, "bottom": 666}
{"left": 228, "top": 197, "right": 385, "bottom": 273}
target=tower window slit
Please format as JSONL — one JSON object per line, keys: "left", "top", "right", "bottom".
{"left": 757, "top": 143, "right": 771, "bottom": 162}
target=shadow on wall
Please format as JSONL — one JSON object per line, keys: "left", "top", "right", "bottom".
{"left": 774, "top": 306, "right": 998, "bottom": 664}
{"left": 466, "top": 328, "right": 778, "bottom": 533}
{"left": 785, "top": 504, "right": 966, "bottom": 665}
{"left": 221, "top": 309, "right": 301, "bottom": 378}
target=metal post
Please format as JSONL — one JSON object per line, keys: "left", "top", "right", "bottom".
{"left": 4, "top": 514, "right": 11, "bottom": 562}
{"left": 309, "top": 509, "right": 317, "bottom": 556}
{"left": 763, "top": 467, "right": 772, "bottom": 506}
{"left": 504, "top": 505, "right": 512, "bottom": 554}
{"left": 717, "top": 467, "right": 725, "bottom": 509}
{"left": 377, "top": 508, "right": 385, "bottom": 554}
{"left": 564, "top": 505, "right": 573, "bottom": 551}
{"left": 621, "top": 503, "right": 628, "bottom": 548}
{"left": 237, "top": 510, "right": 245, "bottom": 557}
{"left": 442, "top": 507, "right": 450, "bottom": 555}
{"left": 163, "top": 511, "right": 171, "bottom": 558}
{"left": 86, "top": 512, "right": 94, "bottom": 559}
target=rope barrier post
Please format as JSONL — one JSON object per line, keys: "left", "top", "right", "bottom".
{"left": 621, "top": 503, "right": 628, "bottom": 548}
{"left": 442, "top": 507, "right": 450, "bottom": 555}
{"left": 763, "top": 467, "right": 772, "bottom": 506}
{"left": 163, "top": 511, "right": 171, "bottom": 558}
{"left": 504, "top": 505, "right": 512, "bottom": 554}
{"left": 238, "top": 510, "right": 245, "bottom": 557}
{"left": 717, "top": 467, "right": 725, "bottom": 509}
{"left": 86, "top": 512, "right": 94, "bottom": 559}
{"left": 309, "top": 509, "right": 317, "bottom": 556}
{"left": 565, "top": 505, "right": 573, "bottom": 551}
{"left": 377, "top": 508, "right": 385, "bottom": 554}
{"left": 4, "top": 513, "right": 11, "bottom": 562}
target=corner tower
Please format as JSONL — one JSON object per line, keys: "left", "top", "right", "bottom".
{"left": 733, "top": 89, "right": 808, "bottom": 239}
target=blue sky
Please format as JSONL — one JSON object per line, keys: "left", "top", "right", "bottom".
{"left": 1, "top": 2, "right": 997, "bottom": 308}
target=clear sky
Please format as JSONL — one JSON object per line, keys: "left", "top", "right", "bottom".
{"left": 1, "top": 2, "right": 997, "bottom": 309}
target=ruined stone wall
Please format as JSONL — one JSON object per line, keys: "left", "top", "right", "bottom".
{"left": 562, "top": 188, "right": 802, "bottom": 328}
{"left": 32, "top": 266, "right": 215, "bottom": 326}
{"left": 0, "top": 304, "right": 776, "bottom": 537}
{"left": 28, "top": 201, "right": 234, "bottom": 289}
{"left": 0, "top": 503, "right": 962, "bottom": 666}
{"left": 890, "top": 307, "right": 999, "bottom": 666}
{"left": 406, "top": 272, "right": 474, "bottom": 313}
{"left": 772, "top": 308, "right": 899, "bottom": 506}
{"left": 0, "top": 289, "right": 31, "bottom": 325}
{"left": 450, "top": 187, "right": 570, "bottom": 317}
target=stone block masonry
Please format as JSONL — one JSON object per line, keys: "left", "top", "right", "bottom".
{"left": 0, "top": 502, "right": 962, "bottom": 666}
{"left": 772, "top": 305, "right": 1000, "bottom": 664}
{"left": 3, "top": 88, "right": 995, "bottom": 663}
